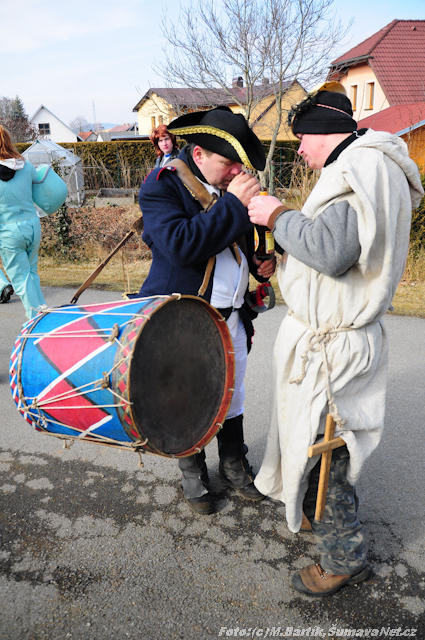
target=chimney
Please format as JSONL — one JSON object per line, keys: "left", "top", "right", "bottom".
{"left": 262, "top": 78, "right": 270, "bottom": 85}
{"left": 232, "top": 77, "right": 243, "bottom": 88}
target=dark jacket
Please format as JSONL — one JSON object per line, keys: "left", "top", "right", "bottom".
{"left": 154, "top": 148, "right": 180, "bottom": 168}
{"left": 139, "top": 146, "right": 265, "bottom": 302}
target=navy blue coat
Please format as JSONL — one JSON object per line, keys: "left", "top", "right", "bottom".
{"left": 138, "top": 147, "right": 263, "bottom": 302}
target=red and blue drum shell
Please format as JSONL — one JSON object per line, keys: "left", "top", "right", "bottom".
{"left": 9, "top": 296, "right": 235, "bottom": 458}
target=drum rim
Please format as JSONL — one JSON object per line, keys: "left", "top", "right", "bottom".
{"left": 13, "top": 309, "right": 49, "bottom": 429}
{"left": 126, "top": 294, "right": 235, "bottom": 458}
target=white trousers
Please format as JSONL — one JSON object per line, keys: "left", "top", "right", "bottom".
{"left": 225, "top": 310, "right": 247, "bottom": 420}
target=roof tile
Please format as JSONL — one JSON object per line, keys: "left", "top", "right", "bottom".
{"left": 133, "top": 82, "right": 292, "bottom": 112}
{"left": 331, "top": 20, "right": 425, "bottom": 104}
{"left": 358, "top": 102, "right": 425, "bottom": 134}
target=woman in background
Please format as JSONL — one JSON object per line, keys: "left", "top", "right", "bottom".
{"left": 0, "top": 125, "right": 46, "bottom": 319}
{"left": 150, "top": 124, "right": 179, "bottom": 168}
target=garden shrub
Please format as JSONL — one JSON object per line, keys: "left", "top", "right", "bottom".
{"left": 39, "top": 206, "right": 151, "bottom": 261}
{"left": 410, "top": 173, "right": 425, "bottom": 252}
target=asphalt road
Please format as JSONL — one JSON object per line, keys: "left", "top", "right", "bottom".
{"left": 1, "top": 287, "right": 425, "bottom": 640}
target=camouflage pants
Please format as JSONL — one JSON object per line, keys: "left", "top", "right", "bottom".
{"left": 302, "top": 445, "right": 367, "bottom": 575}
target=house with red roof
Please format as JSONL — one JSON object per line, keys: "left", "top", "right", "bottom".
{"left": 78, "top": 131, "right": 98, "bottom": 142}
{"left": 327, "top": 19, "right": 425, "bottom": 170}
{"left": 106, "top": 124, "right": 136, "bottom": 133}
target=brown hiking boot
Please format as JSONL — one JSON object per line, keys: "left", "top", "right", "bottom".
{"left": 300, "top": 512, "right": 312, "bottom": 532}
{"left": 291, "top": 563, "right": 370, "bottom": 597}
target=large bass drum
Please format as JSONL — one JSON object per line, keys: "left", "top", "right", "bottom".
{"left": 10, "top": 295, "right": 235, "bottom": 458}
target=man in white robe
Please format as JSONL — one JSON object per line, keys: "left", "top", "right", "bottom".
{"left": 247, "top": 84, "right": 424, "bottom": 596}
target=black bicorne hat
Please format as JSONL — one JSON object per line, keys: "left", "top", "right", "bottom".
{"left": 168, "top": 106, "right": 266, "bottom": 171}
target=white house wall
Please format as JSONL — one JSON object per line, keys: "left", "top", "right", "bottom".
{"left": 30, "top": 107, "right": 80, "bottom": 143}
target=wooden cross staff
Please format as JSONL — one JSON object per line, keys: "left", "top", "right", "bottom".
{"left": 308, "top": 414, "right": 346, "bottom": 521}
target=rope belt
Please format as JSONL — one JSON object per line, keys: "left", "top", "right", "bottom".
{"left": 286, "top": 309, "right": 360, "bottom": 430}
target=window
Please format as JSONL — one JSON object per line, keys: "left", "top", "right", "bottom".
{"left": 38, "top": 123, "right": 50, "bottom": 135}
{"left": 365, "top": 82, "right": 375, "bottom": 110}
{"left": 151, "top": 116, "right": 156, "bottom": 128}
{"left": 159, "top": 115, "right": 163, "bottom": 125}
{"left": 350, "top": 85, "right": 357, "bottom": 111}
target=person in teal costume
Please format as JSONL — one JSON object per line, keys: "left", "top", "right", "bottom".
{"left": 0, "top": 125, "right": 46, "bottom": 319}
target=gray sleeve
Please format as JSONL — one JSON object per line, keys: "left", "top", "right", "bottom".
{"left": 273, "top": 200, "right": 361, "bottom": 277}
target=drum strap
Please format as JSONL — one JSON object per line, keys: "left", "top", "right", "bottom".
{"left": 166, "top": 159, "right": 242, "bottom": 297}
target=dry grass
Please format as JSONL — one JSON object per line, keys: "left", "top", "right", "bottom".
{"left": 82, "top": 153, "right": 154, "bottom": 191}
{"left": 275, "top": 156, "right": 320, "bottom": 210}
{"left": 37, "top": 254, "right": 425, "bottom": 318}
{"left": 36, "top": 204, "right": 151, "bottom": 297}
{"left": 38, "top": 254, "right": 151, "bottom": 297}
{"left": 390, "top": 280, "right": 425, "bottom": 318}
{"left": 390, "top": 248, "right": 425, "bottom": 318}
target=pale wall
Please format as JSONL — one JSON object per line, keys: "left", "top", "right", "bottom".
{"left": 136, "top": 94, "right": 173, "bottom": 136}
{"left": 251, "top": 84, "right": 307, "bottom": 141}
{"left": 337, "top": 64, "right": 389, "bottom": 121}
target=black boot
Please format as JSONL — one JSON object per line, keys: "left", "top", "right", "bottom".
{"left": 0, "top": 284, "right": 13, "bottom": 304}
{"left": 178, "top": 451, "right": 215, "bottom": 515}
{"left": 217, "top": 415, "right": 265, "bottom": 501}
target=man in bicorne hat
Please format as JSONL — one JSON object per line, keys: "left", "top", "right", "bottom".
{"left": 247, "top": 84, "right": 423, "bottom": 595}
{"left": 137, "top": 106, "right": 274, "bottom": 515}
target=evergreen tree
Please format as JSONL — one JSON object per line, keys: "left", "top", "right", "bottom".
{"left": 0, "top": 95, "right": 37, "bottom": 143}
{"left": 11, "top": 95, "right": 26, "bottom": 120}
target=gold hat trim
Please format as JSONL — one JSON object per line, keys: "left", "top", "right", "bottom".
{"left": 309, "top": 81, "right": 347, "bottom": 97}
{"left": 167, "top": 125, "right": 254, "bottom": 170}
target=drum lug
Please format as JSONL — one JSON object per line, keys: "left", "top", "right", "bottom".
{"left": 108, "top": 323, "right": 120, "bottom": 342}
{"left": 101, "top": 372, "right": 110, "bottom": 389}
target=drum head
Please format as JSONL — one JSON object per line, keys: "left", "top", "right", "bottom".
{"left": 128, "top": 298, "right": 231, "bottom": 456}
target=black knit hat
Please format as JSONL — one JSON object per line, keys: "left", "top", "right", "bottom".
{"left": 168, "top": 106, "right": 266, "bottom": 171}
{"left": 289, "top": 90, "right": 357, "bottom": 135}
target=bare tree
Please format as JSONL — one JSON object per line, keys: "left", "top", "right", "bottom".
{"left": 154, "top": 0, "right": 351, "bottom": 184}
{"left": 69, "top": 115, "right": 92, "bottom": 134}
{"left": 0, "top": 95, "right": 38, "bottom": 143}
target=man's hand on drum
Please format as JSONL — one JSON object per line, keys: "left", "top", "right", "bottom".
{"left": 252, "top": 254, "right": 276, "bottom": 278}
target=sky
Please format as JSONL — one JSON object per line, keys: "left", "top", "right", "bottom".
{"left": 2, "top": 0, "right": 424, "bottom": 129}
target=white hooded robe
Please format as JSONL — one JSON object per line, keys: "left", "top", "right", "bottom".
{"left": 254, "top": 130, "right": 424, "bottom": 532}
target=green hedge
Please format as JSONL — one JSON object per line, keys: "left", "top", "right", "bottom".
{"left": 15, "top": 142, "right": 31, "bottom": 153}
{"left": 15, "top": 139, "right": 298, "bottom": 167}
{"left": 15, "top": 138, "right": 299, "bottom": 190}
{"left": 16, "top": 140, "right": 160, "bottom": 167}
